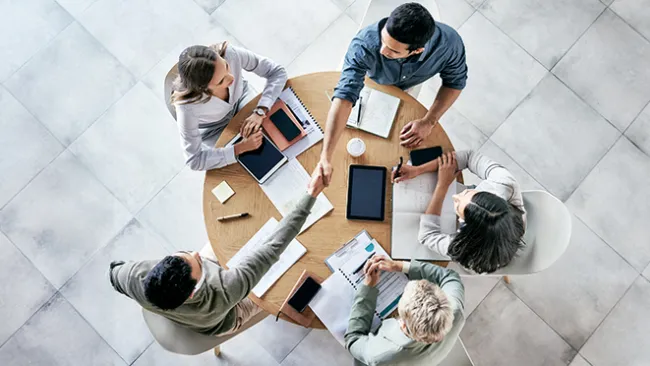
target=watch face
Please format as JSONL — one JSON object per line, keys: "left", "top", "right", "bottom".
{"left": 254, "top": 109, "right": 264, "bottom": 116}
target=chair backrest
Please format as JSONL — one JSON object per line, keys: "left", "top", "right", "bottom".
{"left": 142, "top": 308, "right": 220, "bottom": 355}
{"left": 163, "top": 64, "right": 179, "bottom": 121}
{"left": 448, "top": 190, "right": 572, "bottom": 276}
{"left": 439, "top": 339, "right": 474, "bottom": 366}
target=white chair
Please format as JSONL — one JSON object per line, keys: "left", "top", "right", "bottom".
{"left": 142, "top": 307, "right": 267, "bottom": 356}
{"left": 448, "top": 190, "right": 573, "bottom": 281}
{"left": 439, "top": 339, "right": 475, "bottom": 366}
{"left": 163, "top": 64, "right": 178, "bottom": 121}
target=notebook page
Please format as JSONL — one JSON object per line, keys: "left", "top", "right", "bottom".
{"left": 359, "top": 89, "right": 400, "bottom": 138}
{"left": 260, "top": 159, "right": 333, "bottom": 233}
{"left": 227, "top": 218, "right": 306, "bottom": 297}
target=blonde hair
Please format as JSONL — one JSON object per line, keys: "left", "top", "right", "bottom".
{"left": 171, "top": 42, "right": 228, "bottom": 105}
{"left": 397, "top": 280, "right": 453, "bottom": 343}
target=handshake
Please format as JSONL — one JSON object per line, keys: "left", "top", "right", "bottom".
{"left": 361, "top": 255, "right": 403, "bottom": 287}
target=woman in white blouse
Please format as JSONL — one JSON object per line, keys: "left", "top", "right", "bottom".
{"left": 393, "top": 150, "right": 526, "bottom": 274}
{"left": 172, "top": 42, "right": 288, "bottom": 171}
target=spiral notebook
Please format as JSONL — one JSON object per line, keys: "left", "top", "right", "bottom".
{"left": 311, "top": 232, "right": 409, "bottom": 345}
{"left": 278, "top": 87, "right": 324, "bottom": 159}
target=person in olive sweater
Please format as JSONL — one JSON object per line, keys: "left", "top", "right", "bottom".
{"left": 108, "top": 178, "right": 323, "bottom": 336}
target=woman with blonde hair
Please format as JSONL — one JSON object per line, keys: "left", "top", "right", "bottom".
{"left": 172, "top": 42, "right": 287, "bottom": 171}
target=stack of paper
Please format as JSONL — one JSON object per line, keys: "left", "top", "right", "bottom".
{"left": 391, "top": 168, "right": 457, "bottom": 261}
{"left": 260, "top": 159, "right": 333, "bottom": 233}
{"left": 227, "top": 218, "right": 306, "bottom": 297}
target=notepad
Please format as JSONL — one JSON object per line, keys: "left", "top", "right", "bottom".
{"left": 260, "top": 159, "right": 333, "bottom": 234}
{"left": 391, "top": 167, "right": 458, "bottom": 261}
{"left": 347, "top": 87, "right": 401, "bottom": 139}
{"left": 312, "top": 231, "right": 409, "bottom": 345}
{"left": 212, "top": 181, "right": 235, "bottom": 204}
{"left": 278, "top": 88, "right": 324, "bottom": 159}
{"left": 226, "top": 218, "right": 306, "bottom": 297}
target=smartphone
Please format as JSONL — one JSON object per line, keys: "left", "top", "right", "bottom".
{"left": 287, "top": 277, "right": 321, "bottom": 313}
{"left": 270, "top": 109, "right": 301, "bottom": 141}
{"left": 410, "top": 146, "right": 443, "bottom": 166}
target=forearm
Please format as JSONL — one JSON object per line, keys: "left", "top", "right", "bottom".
{"left": 321, "top": 98, "right": 353, "bottom": 161}
{"left": 345, "top": 285, "right": 379, "bottom": 350}
{"left": 412, "top": 158, "right": 440, "bottom": 176}
{"left": 423, "top": 86, "right": 462, "bottom": 124}
{"left": 425, "top": 186, "right": 449, "bottom": 215}
{"left": 258, "top": 66, "right": 288, "bottom": 109}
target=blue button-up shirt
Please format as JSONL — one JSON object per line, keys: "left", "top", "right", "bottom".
{"left": 333, "top": 19, "right": 468, "bottom": 105}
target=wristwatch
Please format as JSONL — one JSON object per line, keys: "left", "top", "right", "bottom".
{"left": 253, "top": 107, "right": 266, "bottom": 117}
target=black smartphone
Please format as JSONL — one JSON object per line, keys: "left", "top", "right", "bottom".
{"left": 287, "top": 277, "right": 321, "bottom": 313}
{"left": 270, "top": 109, "right": 301, "bottom": 141}
{"left": 410, "top": 146, "right": 443, "bottom": 166}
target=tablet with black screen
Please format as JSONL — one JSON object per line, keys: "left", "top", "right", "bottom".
{"left": 227, "top": 134, "right": 287, "bottom": 183}
{"left": 346, "top": 165, "right": 387, "bottom": 221}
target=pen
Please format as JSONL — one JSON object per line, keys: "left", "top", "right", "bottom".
{"left": 353, "top": 252, "right": 375, "bottom": 275}
{"left": 357, "top": 96, "right": 363, "bottom": 127}
{"left": 395, "top": 156, "right": 404, "bottom": 178}
{"left": 217, "top": 212, "right": 250, "bottom": 222}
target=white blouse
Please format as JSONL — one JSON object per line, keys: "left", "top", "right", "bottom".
{"left": 174, "top": 45, "right": 287, "bottom": 171}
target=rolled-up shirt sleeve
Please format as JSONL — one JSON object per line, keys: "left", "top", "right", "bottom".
{"left": 175, "top": 106, "right": 237, "bottom": 171}
{"left": 439, "top": 37, "right": 468, "bottom": 90}
{"left": 418, "top": 214, "right": 453, "bottom": 257}
{"left": 332, "top": 39, "right": 373, "bottom": 105}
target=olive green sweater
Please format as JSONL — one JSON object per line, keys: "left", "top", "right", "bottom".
{"left": 109, "top": 194, "right": 316, "bottom": 336}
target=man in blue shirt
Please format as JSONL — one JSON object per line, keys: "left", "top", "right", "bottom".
{"left": 314, "top": 3, "right": 468, "bottom": 186}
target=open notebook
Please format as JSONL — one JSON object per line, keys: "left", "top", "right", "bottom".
{"left": 347, "top": 87, "right": 401, "bottom": 139}
{"left": 391, "top": 169, "right": 458, "bottom": 261}
{"left": 311, "top": 231, "right": 409, "bottom": 345}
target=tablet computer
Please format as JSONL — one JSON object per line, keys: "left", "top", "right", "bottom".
{"left": 346, "top": 165, "right": 387, "bottom": 221}
{"left": 227, "top": 133, "right": 287, "bottom": 183}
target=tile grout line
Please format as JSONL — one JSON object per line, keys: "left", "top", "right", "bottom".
{"left": 0, "top": 291, "right": 58, "bottom": 350}
{"left": 501, "top": 283, "right": 581, "bottom": 355}
{"left": 608, "top": 4, "right": 650, "bottom": 45}
{"left": 574, "top": 274, "right": 641, "bottom": 363}
{"left": 463, "top": 276, "right": 500, "bottom": 320}
{"left": 278, "top": 329, "right": 314, "bottom": 364}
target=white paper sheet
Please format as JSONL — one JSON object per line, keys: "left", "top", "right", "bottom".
{"left": 260, "top": 159, "right": 333, "bottom": 233}
{"left": 226, "top": 218, "right": 306, "bottom": 297}
{"left": 310, "top": 270, "right": 381, "bottom": 346}
{"left": 391, "top": 167, "right": 457, "bottom": 260}
{"left": 347, "top": 87, "right": 401, "bottom": 139}
{"left": 279, "top": 88, "right": 324, "bottom": 160}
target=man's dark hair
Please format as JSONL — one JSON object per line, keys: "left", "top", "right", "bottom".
{"left": 144, "top": 256, "right": 196, "bottom": 310}
{"left": 385, "top": 3, "right": 435, "bottom": 51}
{"left": 448, "top": 192, "right": 525, "bottom": 274}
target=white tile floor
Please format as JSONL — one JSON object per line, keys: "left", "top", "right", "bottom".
{"left": 0, "top": 0, "right": 649, "bottom": 365}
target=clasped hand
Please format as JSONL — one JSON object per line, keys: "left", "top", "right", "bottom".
{"left": 362, "top": 255, "right": 401, "bottom": 287}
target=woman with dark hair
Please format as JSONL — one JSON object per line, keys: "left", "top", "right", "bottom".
{"left": 172, "top": 42, "right": 287, "bottom": 171}
{"left": 393, "top": 150, "right": 526, "bottom": 274}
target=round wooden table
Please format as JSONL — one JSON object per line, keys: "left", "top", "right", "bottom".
{"left": 204, "top": 71, "right": 459, "bottom": 328}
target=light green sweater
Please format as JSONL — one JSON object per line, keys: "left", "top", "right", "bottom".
{"left": 345, "top": 261, "right": 465, "bottom": 366}
{"left": 109, "top": 194, "right": 316, "bottom": 336}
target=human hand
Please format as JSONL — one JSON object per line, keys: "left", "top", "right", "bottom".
{"left": 436, "top": 152, "right": 460, "bottom": 189}
{"left": 363, "top": 257, "right": 382, "bottom": 287}
{"left": 392, "top": 164, "right": 421, "bottom": 183}
{"left": 307, "top": 168, "right": 326, "bottom": 197}
{"left": 234, "top": 130, "right": 263, "bottom": 155}
{"left": 315, "top": 158, "right": 333, "bottom": 187}
{"left": 400, "top": 118, "right": 435, "bottom": 148}
{"left": 241, "top": 113, "right": 264, "bottom": 137}
{"left": 367, "top": 255, "right": 403, "bottom": 273}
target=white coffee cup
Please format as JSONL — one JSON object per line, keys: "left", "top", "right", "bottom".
{"left": 347, "top": 138, "right": 366, "bottom": 157}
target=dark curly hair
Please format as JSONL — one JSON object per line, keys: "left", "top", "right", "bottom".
{"left": 144, "top": 256, "right": 196, "bottom": 310}
{"left": 448, "top": 191, "right": 525, "bottom": 274}
{"left": 385, "top": 3, "right": 435, "bottom": 51}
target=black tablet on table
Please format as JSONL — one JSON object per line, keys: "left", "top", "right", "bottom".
{"left": 346, "top": 165, "right": 387, "bottom": 221}
{"left": 227, "top": 133, "right": 287, "bottom": 183}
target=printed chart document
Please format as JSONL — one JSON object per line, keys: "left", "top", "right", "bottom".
{"left": 226, "top": 218, "right": 306, "bottom": 297}
{"left": 347, "top": 87, "right": 401, "bottom": 139}
{"left": 313, "top": 232, "right": 409, "bottom": 345}
{"left": 391, "top": 168, "right": 457, "bottom": 261}
{"left": 279, "top": 88, "right": 324, "bottom": 160}
{"left": 260, "top": 159, "right": 333, "bottom": 233}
